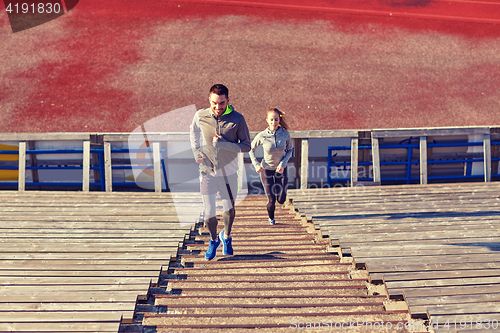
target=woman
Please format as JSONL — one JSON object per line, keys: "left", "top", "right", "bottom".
{"left": 249, "top": 108, "right": 294, "bottom": 225}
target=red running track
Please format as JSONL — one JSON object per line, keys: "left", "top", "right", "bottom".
{"left": 0, "top": 0, "right": 499, "bottom": 133}
{"left": 177, "top": 0, "right": 500, "bottom": 24}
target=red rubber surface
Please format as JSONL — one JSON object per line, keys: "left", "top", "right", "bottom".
{"left": 1, "top": 0, "right": 499, "bottom": 132}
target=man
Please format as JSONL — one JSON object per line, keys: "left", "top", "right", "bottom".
{"left": 190, "top": 84, "right": 251, "bottom": 260}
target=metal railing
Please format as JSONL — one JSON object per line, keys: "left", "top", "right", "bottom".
{"left": 0, "top": 147, "right": 168, "bottom": 191}
{"left": 0, "top": 127, "right": 498, "bottom": 192}
{"left": 328, "top": 140, "right": 496, "bottom": 186}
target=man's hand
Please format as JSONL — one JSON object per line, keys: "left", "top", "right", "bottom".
{"left": 196, "top": 153, "right": 205, "bottom": 164}
{"left": 256, "top": 165, "right": 264, "bottom": 174}
{"left": 213, "top": 132, "right": 222, "bottom": 144}
{"left": 276, "top": 164, "right": 284, "bottom": 174}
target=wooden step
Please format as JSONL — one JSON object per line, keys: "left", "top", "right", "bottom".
{"left": 154, "top": 304, "right": 386, "bottom": 315}
{"left": 154, "top": 295, "right": 387, "bottom": 306}
{"left": 158, "top": 286, "right": 370, "bottom": 297}
{"left": 143, "top": 311, "right": 409, "bottom": 326}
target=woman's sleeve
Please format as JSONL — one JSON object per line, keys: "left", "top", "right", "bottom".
{"left": 279, "top": 133, "right": 294, "bottom": 168}
{"left": 249, "top": 133, "right": 262, "bottom": 170}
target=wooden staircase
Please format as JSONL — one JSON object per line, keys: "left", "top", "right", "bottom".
{"left": 128, "top": 195, "right": 416, "bottom": 332}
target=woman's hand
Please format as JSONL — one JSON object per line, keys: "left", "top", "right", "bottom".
{"left": 276, "top": 164, "right": 284, "bottom": 174}
{"left": 256, "top": 165, "right": 264, "bottom": 174}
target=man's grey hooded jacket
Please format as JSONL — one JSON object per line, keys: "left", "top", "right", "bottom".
{"left": 190, "top": 105, "right": 251, "bottom": 177}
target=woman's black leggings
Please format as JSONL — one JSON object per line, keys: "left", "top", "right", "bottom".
{"left": 260, "top": 168, "right": 288, "bottom": 220}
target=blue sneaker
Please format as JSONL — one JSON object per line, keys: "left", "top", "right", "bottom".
{"left": 205, "top": 237, "right": 221, "bottom": 261}
{"left": 219, "top": 230, "right": 233, "bottom": 255}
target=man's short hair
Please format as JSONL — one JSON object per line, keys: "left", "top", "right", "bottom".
{"left": 209, "top": 84, "right": 229, "bottom": 98}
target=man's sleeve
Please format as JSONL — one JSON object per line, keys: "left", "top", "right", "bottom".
{"left": 214, "top": 116, "right": 251, "bottom": 153}
{"left": 189, "top": 112, "right": 202, "bottom": 158}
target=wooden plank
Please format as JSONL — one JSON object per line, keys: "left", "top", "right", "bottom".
{"left": 430, "top": 313, "right": 500, "bottom": 329}
{"left": 0, "top": 322, "right": 120, "bottom": 332}
{"left": 406, "top": 293, "right": 500, "bottom": 307}
{"left": 427, "top": 135, "right": 434, "bottom": 180}
{"left": 0, "top": 202, "right": 200, "bottom": 209}
{"left": 361, "top": 254, "right": 500, "bottom": 267}
{"left": 27, "top": 141, "right": 40, "bottom": 189}
{"left": 290, "top": 192, "right": 500, "bottom": 204}
{"left": 0, "top": 302, "right": 135, "bottom": 311}
{"left": 0, "top": 211, "right": 197, "bottom": 218}
{"left": 0, "top": 202, "right": 201, "bottom": 209}
{"left": 0, "top": 230, "right": 190, "bottom": 236}
{"left": 380, "top": 269, "right": 500, "bottom": 282}
{"left": 484, "top": 133, "right": 491, "bottom": 182}
{"left": 0, "top": 244, "right": 181, "bottom": 252}
{"left": 0, "top": 198, "right": 201, "bottom": 205}
{"left": 0, "top": 265, "right": 164, "bottom": 272}
{"left": 411, "top": 298, "right": 500, "bottom": 318}
{"left": 491, "top": 129, "right": 500, "bottom": 177}
{"left": 300, "top": 138, "right": 309, "bottom": 189}
{"left": 386, "top": 276, "right": 500, "bottom": 290}
{"left": 352, "top": 248, "right": 500, "bottom": 261}
{"left": 0, "top": 189, "right": 201, "bottom": 196}
{"left": 428, "top": 302, "right": 500, "bottom": 315}
{"left": 0, "top": 133, "right": 91, "bottom": 141}
{"left": 104, "top": 133, "right": 190, "bottom": 142}
{"left": 0, "top": 269, "right": 160, "bottom": 277}
{"left": 0, "top": 311, "right": 133, "bottom": 322}
{"left": 343, "top": 238, "right": 500, "bottom": 250}
{"left": 289, "top": 189, "right": 500, "bottom": 201}
{"left": 419, "top": 136, "right": 427, "bottom": 185}
{"left": 90, "top": 134, "right": 103, "bottom": 187}
{"left": 153, "top": 141, "right": 162, "bottom": 193}
{"left": 0, "top": 228, "right": 190, "bottom": 235}
{"left": 0, "top": 253, "right": 174, "bottom": 260}
{"left": 289, "top": 197, "right": 500, "bottom": 210}
{"left": 0, "top": 259, "right": 168, "bottom": 267}
{"left": 350, "top": 137, "right": 358, "bottom": 185}
{"left": 0, "top": 284, "right": 148, "bottom": 292}
{"left": 293, "top": 203, "right": 500, "bottom": 216}
{"left": 82, "top": 140, "right": 90, "bottom": 192}
{"left": 0, "top": 291, "right": 142, "bottom": 302}
{"left": 372, "top": 127, "right": 490, "bottom": 138}
{"left": 0, "top": 276, "right": 154, "bottom": 284}
{"left": 434, "top": 326, "right": 492, "bottom": 333}
{"left": 104, "top": 141, "right": 112, "bottom": 192}
{"left": 289, "top": 130, "right": 358, "bottom": 139}
{"left": 288, "top": 183, "right": 500, "bottom": 198}
{"left": 18, "top": 141, "right": 26, "bottom": 192}
{"left": 367, "top": 262, "right": 500, "bottom": 275}
{"left": 371, "top": 136, "right": 380, "bottom": 183}
{"left": 296, "top": 208, "right": 500, "bottom": 218}
{"left": 238, "top": 152, "right": 244, "bottom": 192}
{"left": 291, "top": 198, "right": 500, "bottom": 208}
{"left": 403, "top": 285, "right": 500, "bottom": 298}
{"left": 293, "top": 138, "right": 301, "bottom": 183}
{"left": 343, "top": 240, "right": 500, "bottom": 252}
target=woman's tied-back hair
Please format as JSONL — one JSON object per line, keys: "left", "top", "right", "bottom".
{"left": 267, "top": 108, "right": 289, "bottom": 130}
{"left": 209, "top": 84, "right": 229, "bottom": 98}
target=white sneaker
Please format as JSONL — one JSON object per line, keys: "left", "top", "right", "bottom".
{"left": 268, "top": 218, "right": 275, "bottom": 225}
